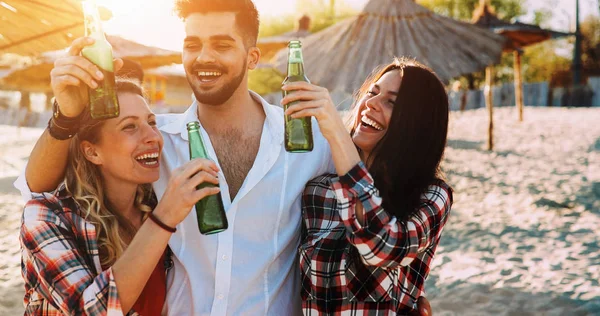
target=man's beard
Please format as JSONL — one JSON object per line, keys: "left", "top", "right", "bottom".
{"left": 187, "top": 61, "right": 247, "bottom": 106}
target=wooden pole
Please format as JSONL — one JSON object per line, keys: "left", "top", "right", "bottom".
{"left": 18, "top": 91, "right": 31, "bottom": 127}
{"left": 330, "top": 0, "right": 335, "bottom": 20}
{"left": 573, "top": 0, "right": 583, "bottom": 85}
{"left": 514, "top": 50, "right": 524, "bottom": 122}
{"left": 45, "top": 92, "right": 54, "bottom": 110}
{"left": 485, "top": 66, "right": 494, "bottom": 151}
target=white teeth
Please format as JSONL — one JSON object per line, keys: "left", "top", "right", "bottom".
{"left": 361, "top": 116, "right": 384, "bottom": 131}
{"left": 198, "top": 71, "right": 222, "bottom": 77}
{"left": 135, "top": 152, "right": 159, "bottom": 160}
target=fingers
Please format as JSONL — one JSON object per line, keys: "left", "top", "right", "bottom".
{"left": 113, "top": 58, "right": 124, "bottom": 72}
{"left": 51, "top": 74, "right": 84, "bottom": 89}
{"left": 51, "top": 63, "right": 99, "bottom": 89}
{"left": 67, "top": 37, "right": 95, "bottom": 56}
{"left": 289, "top": 108, "right": 319, "bottom": 119}
{"left": 176, "top": 158, "right": 219, "bottom": 180}
{"left": 282, "top": 81, "right": 324, "bottom": 92}
{"left": 55, "top": 56, "right": 104, "bottom": 80}
{"left": 281, "top": 90, "right": 323, "bottom": 106}
{"left": 284, "top": 100, "right": 322, "bottom": 117}
{"left": 192, "top": 186, "right": 221, "bottom": 201}
{"left": 187, "top": 170, "right": 219, "bottom": 190}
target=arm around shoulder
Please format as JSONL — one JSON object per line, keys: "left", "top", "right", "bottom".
{"left": 24, "top": 129, "right": 72, "bottom": 194}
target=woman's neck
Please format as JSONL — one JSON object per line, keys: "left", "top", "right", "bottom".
{"left": 360, "top": 150, "right": 372, "bottom": 167}
{"left": 102, "top": 177, "right": 142, "bottom": 228}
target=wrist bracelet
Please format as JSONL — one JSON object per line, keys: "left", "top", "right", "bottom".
{"left": 48, "top": 99, "right": 81, "bottom": 140}
{"left": 47, "top": 117, "right": 77, "bottom": 140}
{"left": 52, "top": 98, "right": 82, "bottom": 125}
{"left": 148, "top": 212, "right": 177, "bottom": 233}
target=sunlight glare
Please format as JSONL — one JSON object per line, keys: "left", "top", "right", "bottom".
{"left": 90, "top": 0, "right": 368, "bottom": 51}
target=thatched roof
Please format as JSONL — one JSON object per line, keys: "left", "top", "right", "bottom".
{"left": 258, "top": 15, "right": 312, "bottom": 61}
{"left": 146, "top": 64, "right": 187, "bottom": 79}
{"left": 0, "top": 36, "right": 181, "bottom": 92}
{"left": 472, "top": 0, "right": 571, "bottom": 51}
{"left": 272, "top": 0, "right": 505, "bottom": 93}
{"left": 0, "top": 53, "right": 33, "bottom": 69}
{"left": 0, "top": 0, "right": 113, "bottom": 56}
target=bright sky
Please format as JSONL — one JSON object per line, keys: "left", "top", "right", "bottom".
{"left": 96, "top": 0, "right": 599, "bottom": 52}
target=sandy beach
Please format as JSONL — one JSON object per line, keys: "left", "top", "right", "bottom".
{"left": 1, "top": 107, "right": 599, "bottom": 315}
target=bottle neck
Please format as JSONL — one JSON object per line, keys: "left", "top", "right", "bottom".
{"left": 188, "top": 128, "right": 209, "bottom": 159}
{"left": 287, "top": 48, "right": 305, "bottom": 77}
{"left": 82, "top": 0, "right": 104, "bottom": 39}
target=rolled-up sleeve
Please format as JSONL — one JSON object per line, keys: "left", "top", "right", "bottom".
{"left": 20, "top": 199, "right": 124, "bottom": 315}
{"left": 14, "top": 169, "right": 33, "bottom": 202}
{"left": 330, "top": 162, "right": 452, "bottom": 269}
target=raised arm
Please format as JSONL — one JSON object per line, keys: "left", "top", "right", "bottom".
{"left": 331, "top": 162, "right": 452, "bottom": 269}
{"left": 282, "top": 82, "right": 361, "bottom": 176}
{"left": 25, "top": 37, "right": 122, "bottom": 193}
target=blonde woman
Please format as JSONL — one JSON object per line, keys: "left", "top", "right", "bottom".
{"left": 20, "top": 37, "right": 220, "bottom": 315}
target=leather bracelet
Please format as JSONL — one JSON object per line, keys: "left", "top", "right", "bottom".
{"left": 148, "top": 212, "right": 177, "bottom": 233}
{"left": 48, "top": 99, "right": 81, "bottom": 140}
{"left": 47, "top": 117, "right": 77, "bottom": 140}
{"left": 52, "top": 98, "right": 82, "bottom": 126}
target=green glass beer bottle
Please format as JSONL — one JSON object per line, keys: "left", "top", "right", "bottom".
{"left": 282, "top": 40, "right": 313, "bottom": 153}
{"left": 186, "top": 122, "right": 228, "bottom": 235}
{"left": 81, "top": 0, "right": 119, "bottom": 120}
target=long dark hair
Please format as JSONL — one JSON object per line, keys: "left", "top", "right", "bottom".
{"left": 348, "top": 58, "right": 449, "bottom": 221}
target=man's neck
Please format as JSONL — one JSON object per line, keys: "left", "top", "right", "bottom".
{"left": 196, "top": 85, "right": 265, "bottom": 134}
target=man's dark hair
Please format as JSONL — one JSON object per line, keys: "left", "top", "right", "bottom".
{"left": 174, "top": 0, "right": 260, "bottom": 48}
{"left": 117, "top": 59, "right": 144, "bottom": 83}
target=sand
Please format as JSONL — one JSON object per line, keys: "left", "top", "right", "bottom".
{"left": 426, "top": 107, "right": 600, "bottom": 315}
{"left": 0, "top": 126, "right": 44, "bottom": 315}
{"left": 1, "top": 107, "right": 599, "bottom": 315}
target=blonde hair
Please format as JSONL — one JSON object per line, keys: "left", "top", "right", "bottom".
{"left": 64, "top": 80, "right": 153, "bottom": 267}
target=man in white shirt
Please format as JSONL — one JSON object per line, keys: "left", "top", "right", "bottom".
{"left": 16, "top": 0, "right": 334, "bottom": 314}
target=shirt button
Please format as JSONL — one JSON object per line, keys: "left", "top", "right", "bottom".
{"left": 217, "top": 294, "right": 224, "bottom": 300}
{"left": 222, "top": 255, "right": 228, "bottom": 261}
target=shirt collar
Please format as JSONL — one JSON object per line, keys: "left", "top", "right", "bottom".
{"left": 159, "top": 91, "right": 283, "bottom": 145}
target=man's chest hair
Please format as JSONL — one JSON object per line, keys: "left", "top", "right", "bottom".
{"left": 210, "top": 128, "right": 261, "bottom": 196}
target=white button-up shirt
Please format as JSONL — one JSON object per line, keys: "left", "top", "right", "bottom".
{"left": 157, "top": 92, "right": 333, "bottom": 315}
{"left": 16, "top": 91, "right": 333, "bottom": 315}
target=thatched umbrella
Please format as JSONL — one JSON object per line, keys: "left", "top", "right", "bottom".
{"left": 272, "top": 0, "right": 505, "bottom": 94}
{"left": 0, "top": 35, "right": 182, "bottom": 92}
{"left": 257, "top": 15, "right": 312, "bottom": 63}
{"left": 473, "top": 0, "right": 571, "bottom": 123}
{"left": 0, "top": 54, "right": 33, "bottom": 88}
{"left": 0, "top": 0, "right": 113, "bottom": 55}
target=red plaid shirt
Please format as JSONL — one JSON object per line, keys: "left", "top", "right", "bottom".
{"left": 300, "top": 162, "right": 452, "bottom": 315}
{"left": 20, "top": 185, "right": 136, "bottom": 316}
